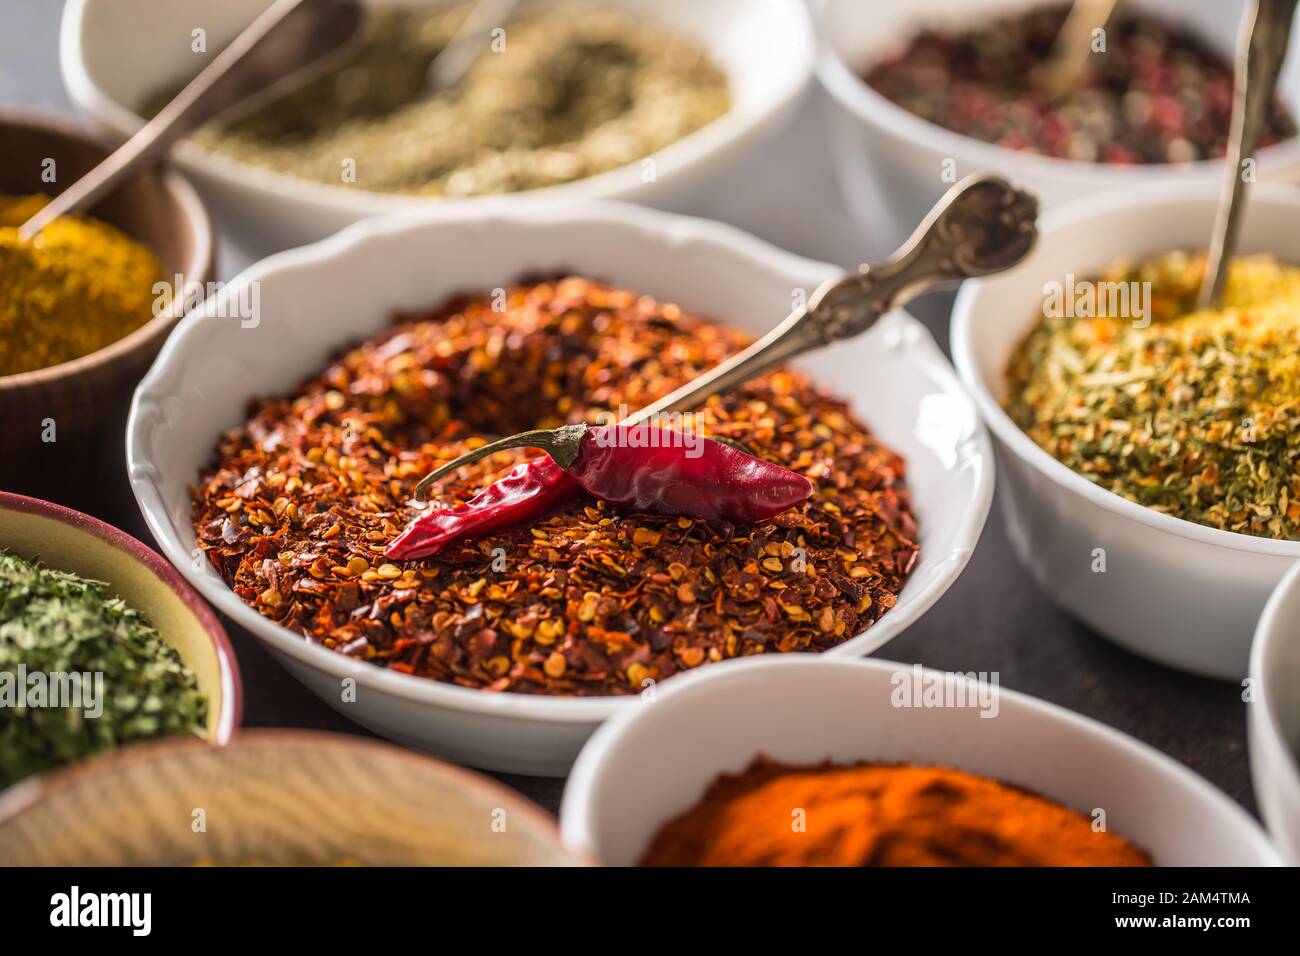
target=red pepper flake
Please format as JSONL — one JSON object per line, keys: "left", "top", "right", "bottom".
{"left": 191, "top": 277, "right": 920, "bottom": 696}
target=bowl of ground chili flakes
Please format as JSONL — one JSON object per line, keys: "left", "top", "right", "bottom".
{"left": 63, "top": 0, "right": 815, "bottom": 250}
{"left": 953, "top": 181, "right": 1300, "bottom": 681}
{"left": 128, "top": 202, "right": 992, "bottom": 775}
{"left": 560, "top": 657, "right": 1280, "bottom": 866}
{"left": 815, "top": 0, "right": 1300, "bottom": 246}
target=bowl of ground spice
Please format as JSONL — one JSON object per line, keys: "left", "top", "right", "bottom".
{"left": 815, "top": 0, "right": 1300, "bottom": 246}
{"left": 0, "top": 730, "right": 581, "bottom": 865}
{"left": 560, "top": 656, "right": 1279, "bottom": 865}
{"left": 0, "top": 110, "right": 213, "bottom": 507}
{"left": 953, "top": 181, "right": 1300, "bottom": 680}
{"left": 0, "top": 492, "right": 240, "bottom": 791}
{"left": 62, "top": 0, "right": 814, "bottom": 250}
{"left": 126, "top": 202, "right": 992, "bottom": 775}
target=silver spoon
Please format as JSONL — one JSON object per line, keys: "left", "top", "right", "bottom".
{"left": 19, "top": 0, "right": 364, "bottom": 241}
{"left": 1199, "top": 0, "right": 1298, "bottom": 308}
{"left": 1035, "top": 0, "right": 1121, "bottom": 101}
{"left": 427, "top": 0, "right": 523, "bottom": 91}
{"left": 416, "top": 175, "right": 1039, "bottom": 498}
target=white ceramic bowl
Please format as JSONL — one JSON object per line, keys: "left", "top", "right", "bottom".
{"left": 127, "top": 201, "right": 993, "bottom": 776}
{"left": 815, "top": 0, "right": 1300, "bottom": 248}
{"left": 561, "top": 656, "right": 1280, "bottom": 866}
{"left": 952, "top": 182, "right": 1300, "bottom": 680}
{"left": 62, "top": 0, "right": 814, "bottom": 252}
{"left": 1249, "top": 560, "right": 1300, "bottom": 865}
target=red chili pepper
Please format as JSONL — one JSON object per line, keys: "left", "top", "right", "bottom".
{"left": 385, "top": 456, "right": 580, "bottom": 560}
{"left": 413, "top": 423, "right": 813, "bottom": 526}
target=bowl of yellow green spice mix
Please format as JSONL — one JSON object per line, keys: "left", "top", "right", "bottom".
{"left": 0, "top": 110, "right": 213, "bottom": 506}
{"left": 61, "top": 0, "right": 815, "bottom": 250}
{"left": 0, "top": 491, "right": 240, "bottom": 792}
{"left": 953, "top": 182, "right": 1300, "bottom": 680}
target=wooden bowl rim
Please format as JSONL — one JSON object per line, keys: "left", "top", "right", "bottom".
{"left": 0, "top": 728, "right": 590, "bottom": 865}
{"left": 0, "top": 106, "right": 215, "bottom": 392}
{"left": 0, "top": 489, "right": 242, "bottom": 742}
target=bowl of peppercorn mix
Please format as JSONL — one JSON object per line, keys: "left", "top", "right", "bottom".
{"left": 815, "top": 0, "right": 1300, "bottom": 247}
{"left": 62, "top": 0, "right": 815, "bottom": 251}
{"left": 560, "top": 656, "right": 1279, "bottom": 866}
{"left": 127, "top": 202, "right": 993, "bottom": 775}
{"left": 952, "top": 181, "right": 1300, "bottom": 680}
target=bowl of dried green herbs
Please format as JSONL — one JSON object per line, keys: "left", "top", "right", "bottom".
{"left": 953, "top": 181, "right": 1300, "bottom": 681}
{"left": 62, "top": 0, "right": 815, "bottom": 250}
{"left": 0, "top": 492, "right": 240, "bottom": 790}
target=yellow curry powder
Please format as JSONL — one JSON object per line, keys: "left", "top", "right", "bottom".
{"left": 0, "top": 193, "right": 164, "bottom": 377}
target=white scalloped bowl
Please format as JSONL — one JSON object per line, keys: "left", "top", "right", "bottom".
{"left": 127, "top": 202, "right": 993, "bottom": 775}
{"left": 62, "top": 0, "right": 814, "bottom": 252}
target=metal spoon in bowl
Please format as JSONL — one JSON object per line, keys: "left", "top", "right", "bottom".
{"left": 1035, "top": 0, "right": 1121, "bottom": 102}
{"left": 18, "top": 0, "right": 364, "bottom": 241}
{"left": 1199, "top": 0, "right": 1298, "bottom": 308}
{"left": 427, "top": 0, "right": 523, "bottom": 91}
{"left": 415, "top": 175, "right": 1039, "bottom": 498}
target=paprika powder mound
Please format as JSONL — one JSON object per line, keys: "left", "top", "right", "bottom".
{"left": 640, "top": 757, "right": 1153, "bottom": 867}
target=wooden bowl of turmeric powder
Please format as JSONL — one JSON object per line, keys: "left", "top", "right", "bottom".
{"left": 0, "top": 109, "right": 212, "bottom": 508}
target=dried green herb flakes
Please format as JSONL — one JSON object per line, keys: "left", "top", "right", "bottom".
{"left": 0, "top": 551, "right": 208, "bottom": 787}
{"left": 1005, "top": 253, "right": 1300, "bottom": 540}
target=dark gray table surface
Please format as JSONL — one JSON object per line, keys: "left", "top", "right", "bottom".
{"left": 2, "top": 0, "right": 1253, "bottom": 818}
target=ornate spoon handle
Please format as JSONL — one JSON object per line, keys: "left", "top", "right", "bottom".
{"left": 1200, "top": 0, "right": 1298, "bottom": 308}
{"left": 414, "top": 176, "right": 1038, "bottom": 496}
{"left": 624, "top": 175, "right": 1039, "bottom": 426}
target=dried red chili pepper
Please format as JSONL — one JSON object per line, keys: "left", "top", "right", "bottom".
{"left": 385, "top": 456, "right": 580, "bottom": 560}
{"left": 414, "top": 423, "right": 813, "bottom": 525}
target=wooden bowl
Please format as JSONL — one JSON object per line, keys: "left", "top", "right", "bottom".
{"left": 0, "top": 109, "right": 213, "bottom": 508}
{"left": 0, "top": 730, "right": 584, "bottom": 866}
{"left": 0, "top": 491, "right": 241, "bottom": 769}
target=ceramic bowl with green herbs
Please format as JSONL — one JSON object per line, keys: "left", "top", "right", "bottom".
{"left": 952, "top": 183, "right": 1300, "bottom": 681}
{"left": 62, "top": 0, "right": 815, "bottom": 250}
{"left": 0, "top": 492, "right": 240, "bottom": 789}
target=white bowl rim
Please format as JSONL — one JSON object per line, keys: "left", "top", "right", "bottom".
{"left": 61, "top": 0, "right": 816, "bottom": 214}
{"left": 128, "top": 199, "right": 993, "bottom": 724}
{"left": 952, "top": 179, "right": 1300, "bottom": 558}
{"left": 1250, "top": 558, "right": 1300, "bottom": 782}
{"left": 811, "top": 0, "right": 1300, "bottom": 184}
{"left": 559, "top": 654, "right": 1281, "bottom": 864}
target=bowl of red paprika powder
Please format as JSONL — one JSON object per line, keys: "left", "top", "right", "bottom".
{"left": 127, "top": 202, "right": 993, "bottom": 775}
{"left": 560, "top": 656, "right": 1279, "bottom": 866}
